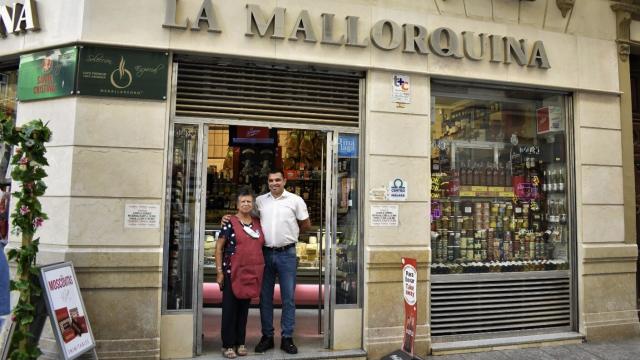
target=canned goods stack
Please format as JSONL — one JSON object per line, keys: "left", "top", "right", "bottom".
{"left": 431, "top": 197, "right": 550, "bottom": 267}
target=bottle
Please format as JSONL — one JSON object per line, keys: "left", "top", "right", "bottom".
{"left": 558, "top": 169, "right": 565, "bottom": 192}
{"left": 542, "top": 170, "right": 548, "bottom": 192}
{"left": 473, "top": 163, "right": 481, "bottom": 186}
{"left": 464, "top": 160, "right": 472, "bottom": 185}
{"left": 550, "top": 170, "right": 557, "bottom": 192}
{"left": 492, "top": 164, "right": 499, "bottom": 187}
{"left": 460, "top": 162, "right": 468, "bottom": 186}
{"left": 498, "top": 163, "right": 506, "bottom": 187}
{"left": 559, "top": 199, "right": 567, "bottom": 224}
{"left": 485, "top": 162, "right": 492, "bottom": 187}
{"left": 505, "top": 162, "right": 512, "bottom": 187}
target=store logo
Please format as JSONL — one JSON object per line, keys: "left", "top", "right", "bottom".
{"left": 110, "top": 57, "right": 133, "bottom": 89}
{"left": 0, "top": 0, "right": 39, "bottom": 38}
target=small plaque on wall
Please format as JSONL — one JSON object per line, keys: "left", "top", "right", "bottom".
{"left": 124, "top": 204, "right": 160, "bottom": 229}
{"left": 370, "top": 205, "right": 399, "bottom": 226}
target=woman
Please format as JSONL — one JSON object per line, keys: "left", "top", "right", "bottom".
{"left": 0, "top": 182, "right": 10, "bottom": 326}
{"left": 216, "top": 187, "right": 265, "bottom": 358}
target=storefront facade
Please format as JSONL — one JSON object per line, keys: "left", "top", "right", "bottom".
{"left": 1, "top": 0, "right": 639, "bottom": 359}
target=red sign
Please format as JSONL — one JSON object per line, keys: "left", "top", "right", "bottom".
{"left": 401, "top": 257, "right": 418, "bottom": 356}
{"left": 536, "top": 107, "right": 550, "bottom": 133}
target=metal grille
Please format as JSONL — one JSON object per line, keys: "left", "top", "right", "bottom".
{"left": 175, "top": 58, "right": 362, "bottom": 126}
{"left": 430, "top": 271, "right": 571, "bottom": 337}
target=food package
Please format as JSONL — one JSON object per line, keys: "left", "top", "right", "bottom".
{"left": 285, "top": 131, "right": 301, "bottom": 158}
{"left": 222, "top": 147, "right": 234, "bottom": 178}
{"left": 299, "top": 131, "right": 315, "bottom": 168}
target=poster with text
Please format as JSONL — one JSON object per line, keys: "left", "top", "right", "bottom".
{"left": 40, "top": 262, "right": 95, "bottom": 360}
{"left": 17, "top": 46, "right": 78, "bottom": 101}
{"left": 401, "top": 257, "right": 417, "bottom": 357}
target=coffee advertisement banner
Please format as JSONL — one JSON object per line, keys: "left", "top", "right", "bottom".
{"left": 77, "top": 46, "right": 168, "bottom": 100}
{"left": 17, "top": 46, "right": 78, "bottom": 101}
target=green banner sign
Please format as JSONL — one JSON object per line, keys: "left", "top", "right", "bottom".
{"left": 17, "top": 46, "right": 78, "bottom": 101}
{"left": 77, "top": 46, "right": 168, "bottom": 100}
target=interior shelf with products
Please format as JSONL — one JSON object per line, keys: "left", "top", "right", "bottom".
{"left": 431, "top": 127, "right": 569, "bottom": 274}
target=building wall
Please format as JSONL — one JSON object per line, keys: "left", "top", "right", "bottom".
{"left": 1, "top": 0, "right": 638, "bottom": 359}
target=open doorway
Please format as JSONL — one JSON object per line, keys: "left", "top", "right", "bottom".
{"left": 166, "top": 122, "right": 362, "bottom": 358}
{"left": 199, "top": 125, "right": 330, "bottom": 357}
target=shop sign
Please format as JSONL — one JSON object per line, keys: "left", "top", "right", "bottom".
{"left": 40, "top": 262, "right": 96, "bottom": 360}
{"left": 392, "top": 74, "right": 410, "bottom": 104}
{"left": 124, "top": 204, "right": 160, "bottom": 229}
{"left": 77, "top": 46, "right": 168, "bottom": 100}
{"left": 338, "top": 134, "right": 358, "bottom": 158}
{"left": 0, "top": 0, "right": 39, "bottom": 38}
{"left": 17, "top": 46, "right": 78, "bottom": 101}
{"left": 401, "top": 257, "right": 418, "bottom": 357}
{"left": 164, "top": 2, "right": 551, "bottom": 69}
{"left": 387, "top": 178, "right": 408, "bottom": 201}
{"left": 370, "top": 204, "right": 398, "bottom": 226}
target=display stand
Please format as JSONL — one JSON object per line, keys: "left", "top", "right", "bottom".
{"left": 40, "top": 262, "right": 95, "bottom": 360}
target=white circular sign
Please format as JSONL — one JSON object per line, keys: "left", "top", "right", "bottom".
{"left": 403, "top": 264, "right": 417, "bottom": 306}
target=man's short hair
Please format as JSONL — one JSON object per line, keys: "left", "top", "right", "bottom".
{"left": 268, "top": 168, "right": 285, "bottom": 178}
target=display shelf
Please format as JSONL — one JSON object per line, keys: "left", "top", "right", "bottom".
{"left": 430, "top": 259, "right": 569, "bottom": 274}
{"left": 456, "top": 186, "right": 514, "bottom": 198}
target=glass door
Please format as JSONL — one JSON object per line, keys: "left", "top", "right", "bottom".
{"left": 325, "top": 132, "right": 361, "bottom": 348}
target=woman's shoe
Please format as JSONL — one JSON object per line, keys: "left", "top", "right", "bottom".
{"left": 236, "top": 345, "right": 248, "bottom": 356}
{"left": 222, "top": 347, "right": 237, "bottom": 359}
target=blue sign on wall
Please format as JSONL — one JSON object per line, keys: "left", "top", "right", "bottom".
{"left": 338, "top": 134, "right": 358, "bottom": 158}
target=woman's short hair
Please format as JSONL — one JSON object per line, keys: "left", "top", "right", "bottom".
{"left": 236, "top": 186, "right": 255, "bottom": 201}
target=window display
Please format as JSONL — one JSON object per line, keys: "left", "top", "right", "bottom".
{"left": 430, "top": 84, "right": 570, "bottom": 274}
{"left": 166, "top": 124, "right": 199, "bottom": 310}
{"left": 0, "top": 68, "right": 17, "bottom": 179}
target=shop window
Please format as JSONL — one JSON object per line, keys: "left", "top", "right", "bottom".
{"left": 0, "top": 69, "right": 17, "bottom": 180}
{"left": 166, "top": 124, "right": 199, "bottom": 310}
{"left": 430, "top": 83, "right": 570, "bottom": 274}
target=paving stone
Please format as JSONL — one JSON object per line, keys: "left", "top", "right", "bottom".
{"left": 460, "top": 350, "right": 510, "bottom": 360}
{"left": 579, "top": 342, "right": 640, "bottom": 360}
{"left": 491, "top": 348, "right": 557, "bottom": 360}
{"left": 539, "top": 345, "right": 602, "bottom": 360}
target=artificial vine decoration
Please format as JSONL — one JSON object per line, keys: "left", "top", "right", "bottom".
{"left": 0, "top": 112, "right": 51, "bottom": 360}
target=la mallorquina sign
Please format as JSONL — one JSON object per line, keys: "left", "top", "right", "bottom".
{"left": 163, "top": 0, "right": 551, "bottom": 69}
{"left": 0, "top": 0, "right": 39, "bottom": 37}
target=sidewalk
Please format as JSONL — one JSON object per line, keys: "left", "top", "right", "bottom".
{"left": 429, "top": 338, "right": 640, "bottom": 360}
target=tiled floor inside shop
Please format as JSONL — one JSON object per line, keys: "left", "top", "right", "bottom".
{"left": 198, "top": 308, "right": 363, "bottom": 360}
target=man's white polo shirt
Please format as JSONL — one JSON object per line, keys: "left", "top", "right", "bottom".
{"left": 256, "top": 190, "right": 309, "bottom": 248}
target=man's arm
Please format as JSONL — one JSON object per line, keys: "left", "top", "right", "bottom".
{"left": 298, "top": 217, "right": 311, "bottom": 232}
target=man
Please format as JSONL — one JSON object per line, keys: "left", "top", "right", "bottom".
{"left": 254, "top": 169, "right": 310, "bottom": 354}
{"left": 221, "top": 169, "right": 310, "bottom": 354}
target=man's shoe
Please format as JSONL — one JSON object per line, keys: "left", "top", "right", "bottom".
{"left": 280, "top": 337, "right": 298, "bottom": 354}
{"left": 254, "top": 336, "right": 274, "bottom": 353}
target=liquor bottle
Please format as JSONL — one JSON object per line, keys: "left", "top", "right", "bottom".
{"left": 542, "top": 170, "right": 548, "bottom": 192}
{"left": 464, "top": 160, "right": 473, "bottom": 185}
{"left": 558, "top": 169, "right": 565, "bottom": 192}
{"left": 558, "top": 199, "right": 567, "bottom": 224}
{"left": 473, "top": 163, "right": 481, "bottom": 186}
{"left": 484, "top": 162, "right": 492, "bottom": 186}
{"left": 459, "top": 162, "right": 467, "bottom": 186}
{"left": 550, "top": 170, "right": 557, "bottom": 192}
{"left": 505, "top": 162, "right": 512, "bottom": 187}
{"left": 492, "top": 164, "right": 499, "bottom": 187}
{"left": 498, "top": 163, "right": 505, "bottom": 187}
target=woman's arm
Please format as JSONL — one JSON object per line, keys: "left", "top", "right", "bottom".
{"left": 215, "top": 236, "right": 227, "bottom": 288}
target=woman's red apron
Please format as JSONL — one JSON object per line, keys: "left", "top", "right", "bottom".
{"left": 229, "top": 216, "right": 265, "bottom": 299}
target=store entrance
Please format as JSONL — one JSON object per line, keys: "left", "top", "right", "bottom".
{"left": 181, "top": 123, "right": 360, "bottom": 357}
